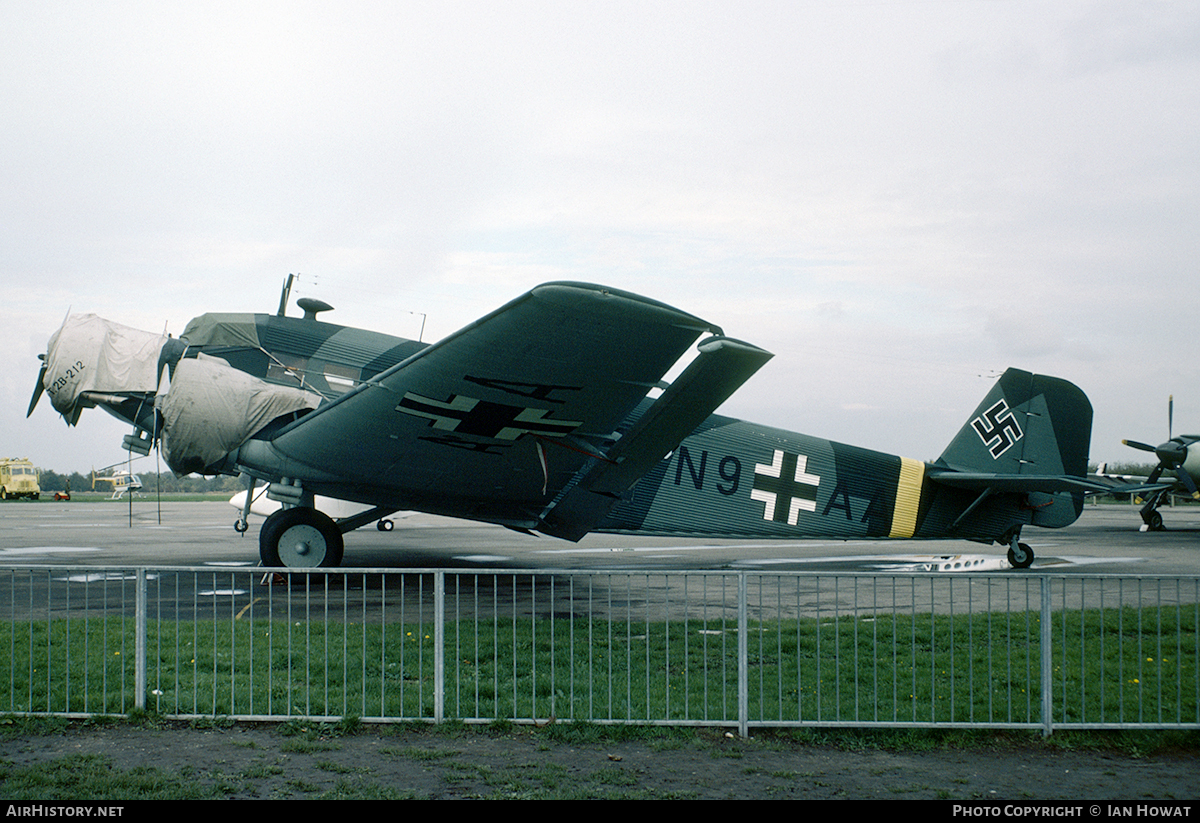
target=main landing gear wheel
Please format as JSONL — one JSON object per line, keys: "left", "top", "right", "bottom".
{"left": 1142, "top": 509, "right": 1165, "bottom": 532}
{"left": 260, "top": 508, "right": 344, "bottom": 568}
{"left": 1007, "top": 542, "right": 1034, "bottom": 569}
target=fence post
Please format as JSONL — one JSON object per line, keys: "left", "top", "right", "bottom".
{"left": 434, "top": 571, "right": 444, "bottom": 724}
{"left": 1040, "top": 575, "right": 1053, "bottom": 737}
{"left": 135, "top": 568, "right": 147, "bottom": 713}
{"left": 738, "top": 572, "right": 748, "bottom": 738}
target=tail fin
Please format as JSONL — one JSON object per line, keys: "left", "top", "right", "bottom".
{"left": 938, "top": 368, "right": 1092, "bottom": 480}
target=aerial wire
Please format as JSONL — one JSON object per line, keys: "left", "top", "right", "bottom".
{"left": 127, "top": 446, "right": 133, "bottom": 528}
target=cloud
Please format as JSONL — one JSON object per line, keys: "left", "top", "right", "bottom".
{"left": 3, "top": 1, "right": 1199, "bottom": 470}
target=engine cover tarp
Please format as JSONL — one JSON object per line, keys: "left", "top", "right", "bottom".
{"left": 158, "top": 354, "right": 320, "bottom": 475}
{"left": 44, "top": 314, "right": 168, "bottom": 423}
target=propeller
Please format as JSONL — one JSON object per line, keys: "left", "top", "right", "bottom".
{"left": 26, "top": 355, "right": 47, "bottom": 417}
{"left": 28, "top": 309, "right": 73, "bottom": 419}
{"left": 1123, "top": 439, "right": 1158, "bottom": 455}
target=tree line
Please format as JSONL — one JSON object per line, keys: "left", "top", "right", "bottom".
{"left": 33, "top": 461, "right": 1161, "bottom": 496}
{"left": 36, "top": 469, "right": 243, "bottom": 494}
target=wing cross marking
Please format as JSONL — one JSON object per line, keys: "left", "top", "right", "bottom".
{"left": 396, "top": 392, "right": 582, "bottom": 441}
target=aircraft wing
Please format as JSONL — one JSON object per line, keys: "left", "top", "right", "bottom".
{"left": 240, "top": 282, "right": 771, "bottom": 534}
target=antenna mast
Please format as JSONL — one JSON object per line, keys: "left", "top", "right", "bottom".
{"left": 277, "top": 273, "right": 296, "bottom": 316}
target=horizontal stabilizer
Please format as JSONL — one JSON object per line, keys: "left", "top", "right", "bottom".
{"left": 1095, "top": 479, "right": 1175, "bottom": 496}
{"left": 926, "top": 470, "right": 1111, "bottom": 495}
{"left": 539, "top": 336, "right": 773, "bottom": 540}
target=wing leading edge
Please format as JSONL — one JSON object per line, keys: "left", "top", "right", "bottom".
{"left": 235, "top": 283, "right": 771, "bottom": 535}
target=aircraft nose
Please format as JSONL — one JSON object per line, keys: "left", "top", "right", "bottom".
{"left": 37, "top": 313, "right": 170, "bottom": 426}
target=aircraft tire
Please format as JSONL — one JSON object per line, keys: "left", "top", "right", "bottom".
{"left": 258, "top": 510, "right": 285, "bottom": 565}
{"left": 1007, "top": 542, "right": 1034, "bottom": 569}
{"left": 377, "top": 519, "right": 394, "bottom": 531}
{"left": 259, "top": 508, "right": 344, "bottom": 568}
{"left": 1147, "top": 510, "right": 1165, "bottom": 531}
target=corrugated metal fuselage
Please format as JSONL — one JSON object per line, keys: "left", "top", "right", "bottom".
{"left": 598, "top": 414, "right": 1080, "bottom": 545}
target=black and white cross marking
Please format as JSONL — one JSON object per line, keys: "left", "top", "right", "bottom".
{"left": 396, "top": 392, "right": 582, "bottom": 441}
{"left": 972, "top": 399, "right": 1024, "bottom": 458}
{"left": 751, "top": 449, "right": 821, "bottom": 525}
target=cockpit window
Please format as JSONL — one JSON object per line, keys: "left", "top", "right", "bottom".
{"left": 323, "top": 363, "right": 361, "bottom": 394}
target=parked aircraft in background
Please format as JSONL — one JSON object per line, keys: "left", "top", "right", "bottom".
{"left": 28, "top": 279, "right": 1106, "bottom": 569}
{"left": 1119, "top": 397, "right": 1200, "bottom": 531}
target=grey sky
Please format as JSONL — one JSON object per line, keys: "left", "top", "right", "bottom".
{"left": 4, "top": 1, "right": 1198, "bottom": 474}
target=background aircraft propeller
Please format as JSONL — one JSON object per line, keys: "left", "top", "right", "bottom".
{"left": 1122, "top": 395, "right": 1200, "bottom": 498}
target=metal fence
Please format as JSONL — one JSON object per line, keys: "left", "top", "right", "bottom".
{"left": 2, "top": 567, "right": 1197, "bottom": 735}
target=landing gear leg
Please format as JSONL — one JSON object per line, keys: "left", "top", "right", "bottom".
{"left": 259, "top": 507, "right": 344, "bottom": 568}
{"left": 234, "top": 474, "right": 254, "bottom": 534}
{"left": 1138, "top": 493, "right": 1166, "bottom": 531}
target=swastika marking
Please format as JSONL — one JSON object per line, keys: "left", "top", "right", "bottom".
{"left": 972, "top": 399, "right": 1024, "bottom": 458}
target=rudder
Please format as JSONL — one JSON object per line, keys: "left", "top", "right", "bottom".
{"left": 938, "top": 368, "right": 1092, "bottom": 478}
{"left": 936, "top": 368, "right": 1093, "bottom": 528}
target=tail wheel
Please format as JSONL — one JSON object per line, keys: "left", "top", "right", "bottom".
{"left": 259, "top": 508, "right": 344, "bottom": 568}
{"left": 1007, "top": 542, "right": 1034, "bottom": 569}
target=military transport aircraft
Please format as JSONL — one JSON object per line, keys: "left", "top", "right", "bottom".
{"left": 27, "top": 281, "right": 1105, "bottom": 569}
{"left": 1118, "top": 397, "right": 1200, "bottom": 531}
